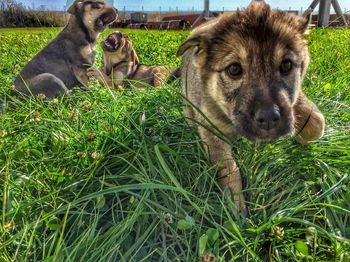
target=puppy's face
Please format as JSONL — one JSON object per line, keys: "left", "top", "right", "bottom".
{"left": 68, "top": 0, "right": 117, "bottom": 33}
{"left": 101, "top": 32, "right": 129, "bottom": 61}
{"left": 178, "top": 3, "right": 310, "bottom": 143}
{"left": 207, "top": 32, "right": 307, "bottom": 143}
{"left": 101, "top": 32, "right": 139, "bottom": 74}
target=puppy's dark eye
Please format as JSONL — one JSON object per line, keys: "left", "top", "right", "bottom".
{"left": 91, "top": 2, "right": 103, "bottom": 9}
{"left": 227, "top": 63, "right": 243, "bottom": 79}
{"left": 280, "top": 59, "right": 293, "bottom": 75}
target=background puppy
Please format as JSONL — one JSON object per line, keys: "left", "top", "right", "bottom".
{"left": 176, "top": 2, "right": 325, "bottom": 212}
{"left": 88, "top": 32, "right": 175, "bottom": 89}
{"left": 14, "top": 0, "right": 117, "bottom": 98}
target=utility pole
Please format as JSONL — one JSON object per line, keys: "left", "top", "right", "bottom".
{"left": 304, "top": 0, "right": 348, "bottom": 27}
{"left": 204, "top": 0, "right": 209, "bottom": 17}
{"left": 192, "top": 0, "right": 213, "bottom": 28}
{"left": 318, "top": 0, "right": 331, "bottom": 26}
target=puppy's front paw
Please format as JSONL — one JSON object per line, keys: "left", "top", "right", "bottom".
{"left": 86, "top": 67, "right": 99, "bottom": 79}
{"left": 114, "top": 84, "right": 123, "bottom": 91}
{"left": 217, "top": 160, "right": 246, "bottom": 215}
{"left": 294, "top": 104, "right": 325, "bottom": 144}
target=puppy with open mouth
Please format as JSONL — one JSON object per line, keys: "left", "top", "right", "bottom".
{"left": 14, "top": 0, "right": 117, "bottom": 98}
{"left": 87, "top": 32, "right": 175, "bottom": 89}
{"left": 176, "top": 1, "right": 325, "bottom": 213}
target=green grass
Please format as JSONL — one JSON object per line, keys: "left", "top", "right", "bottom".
{"left": 0, "top": 28, "right": 349, "bottom": 261}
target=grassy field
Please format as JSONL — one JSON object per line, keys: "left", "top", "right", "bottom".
{"left": 0, "top": 28, "right": 349, "bottom": 261}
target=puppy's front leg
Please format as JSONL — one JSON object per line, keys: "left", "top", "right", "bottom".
{"left": 198, "top": 127, "right": 246, "bottom": 213}
{"left": 111, "top": 71, "right": 127, "bottom": 90}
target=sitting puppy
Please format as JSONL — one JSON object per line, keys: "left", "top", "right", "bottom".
{"left": 14, "top": 0, "right": 117, "bottom": 98}
{"left": 176, "top": 2, "right": 325, "bottom": 212}
{"left": 88, "top": 32, "right": 175, "bottom": 89}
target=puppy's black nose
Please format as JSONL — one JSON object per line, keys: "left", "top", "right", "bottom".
{"left": 254, "top": 106, "right": 280, "bottom": 130}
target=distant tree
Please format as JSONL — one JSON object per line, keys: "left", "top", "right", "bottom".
{"left": 0, "top": 0, "right": 64, "bottom": 27}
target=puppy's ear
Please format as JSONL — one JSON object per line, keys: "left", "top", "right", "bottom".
{"left": 126, "top": 40, "right": 139, "bottom": 64}
{"left": 176, "top": 36, "right": 203, "bottom": 57}
{"left": 294, "top": 15, "right": 309, "bottom": 33}
{"left": 131, "top": 49, "right": 139, "bottom": 64}
{"left": 67, "top": 0, "right": 83, "bottom": 15}
{"left": 67, "top": 4, "right": 76, "bottom": 14}
{"left": 176, "top": 17, "right": 219, "bottom": 57}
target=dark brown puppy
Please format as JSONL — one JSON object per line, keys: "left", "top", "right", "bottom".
{"left": 176, "top": 2, "right": 325, "bottom": 213}
{"left": 88, "top": 32, "right": 175, "bottom": 89}
{"left": 14, "top": 0, "right": 117, "bottom": 98}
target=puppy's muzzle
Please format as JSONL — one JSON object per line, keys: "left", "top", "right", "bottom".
{"left": 95, "top": 8, "right": 118, "bottom": 32}
{"left": 101, "top": 32, "right": 122, "bottom": 51}
{"left": 253, "top": 105, "right": 281, "bottom": 131}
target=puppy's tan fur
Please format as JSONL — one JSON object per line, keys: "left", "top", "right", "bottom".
{"left": 88, "top": 32, "right": 175, "bottom": 89}
{"left": 177, "top": 2, "right": 325, "bottom": 212}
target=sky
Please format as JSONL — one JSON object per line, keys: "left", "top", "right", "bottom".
{"left": 18, "top": 0, "right": 350, "bottom": 12}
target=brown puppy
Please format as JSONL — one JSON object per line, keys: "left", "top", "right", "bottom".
{"left": 176, "top": 2, "right": 325, "bottom": 213}
{"left": 14, "top": 0, "right": 117, "bottom": 98}
{"left": 88, "top": 32, "right": 175, "bottom": 89}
